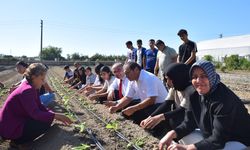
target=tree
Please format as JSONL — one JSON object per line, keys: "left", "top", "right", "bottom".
{"left": 71, "top": 52, "right": 81, "bottom": 60}
{"left": 66, "top": 54, "right": 71, "bottom": 60}
{"left": 41, "top": 46, "right": 62, "bottom": 60}
{"left": 203, "top": 55, "right": 214, "bottom": 62}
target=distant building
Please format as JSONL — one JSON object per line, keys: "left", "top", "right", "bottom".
{"left": 197, "top": 34, "right": 250, "bottom": 62}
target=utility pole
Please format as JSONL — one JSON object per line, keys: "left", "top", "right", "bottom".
{"left": 40, "top": 19, "right": 43, "bottom": 61}
{"left": 219, "top": 33, "right": 223, "bottom": 38}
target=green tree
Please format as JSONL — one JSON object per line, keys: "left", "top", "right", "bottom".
{"left": 66, "top": 54, "right": 71, "bottom": 60}
{"left": 71, "top": 52, "right": 81, "bottom": 60}
{"left": 41, "top": 46, "right": 63, "bottom": 60}
{"left": 203, "top": 55, "right": 214, "bottom": 62}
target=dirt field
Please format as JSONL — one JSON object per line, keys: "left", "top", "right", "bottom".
{"left": 0, "top": 66, "right": 250, "bottom": 150}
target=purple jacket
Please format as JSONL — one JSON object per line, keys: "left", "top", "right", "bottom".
{"left": 0, "top": 81, "right": 55, "bottom": 139}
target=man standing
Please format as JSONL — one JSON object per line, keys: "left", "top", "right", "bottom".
{"left": 177, "top": 29, "right": 197, "bottom": 68}
{"left": 145, "top": 39, "right": 158, "bottom": 73}
{"left": 154, "top": 40, "right": 177, "bottom": 80}
{"left": 109, "top": 62, "right": 167, "bottom": 124}
{"left": 125, "top": 41, "right": 137, "bottom": 63}
{"left": 136, "top": 39, "right": 146, "bottom": 69}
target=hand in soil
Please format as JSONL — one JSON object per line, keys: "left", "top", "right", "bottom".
{"left": 121, "top": 106, "right": 136, "bottom": 117}
{"left": 159, "top": 130, "right": 177, "bottom": 150}
{"left": 88, "top": 94, "right": 97, "bottom": 101}
{"left": 166, "top": 143, "right": 190, "bottom": 150}
{"left": 140, "top": 114, "right": 165, "bottom": 129}
{"left": 109, "top": 105, "right": 119, "bottom": 113}
{"left": 55, "top": 113, "right": 73, "bottom": 125}
{"left": 104, "top": 101, "right": 117, "bottom": 107}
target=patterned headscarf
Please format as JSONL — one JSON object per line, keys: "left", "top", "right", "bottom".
{"left": 190, "top": 60, "right": 221, "bottom": 94}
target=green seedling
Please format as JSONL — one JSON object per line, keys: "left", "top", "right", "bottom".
{"left": 73, "top": 122, "right": 86, "bottom": 133}
{"left": 72, "top": 144, "right": 90, "bottom": 150}
{"left": 106, "top": 121, "right": 119, "bottom": 131}
{"left": 65, "top": 112, "right": 76, "bottom": 122}
{"left": 127, "top": 137, "right": 147, "bottom": 149}
{"left": 135, "top": 137, "right": 146, "bottom": 147}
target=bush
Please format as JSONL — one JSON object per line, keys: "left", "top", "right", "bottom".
{"left": 240, "top": 58, "right": 250, "bottom": 70}
{"left": 224, "top": 55, "right": 250, "bottom": 70}
{"left": 224, "top": 55, "right": 240, "bottom": 70}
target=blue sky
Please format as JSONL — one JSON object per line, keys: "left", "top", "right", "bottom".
{"left": 0, "top": 0, "right": 250, "bottom": 57}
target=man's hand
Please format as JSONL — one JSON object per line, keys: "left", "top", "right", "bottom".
{"left": 122, "top": 106, "right": 137, "bottom": 117}
{"left": 104, "top": 101, "right": 117, "bottom": 107}
{"left": 109, "top": 105, "right": 119, "bottom": 113}
{"left": 140, "top": 114, "right": 165, "bottom": 129}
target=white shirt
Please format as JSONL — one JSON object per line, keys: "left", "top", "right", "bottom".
{"left": 166, "top": 85, "right": 195, "bottom": 109}
{"left": 108, "top": 76, "right": 140, "bottom": 99}
{"left": 136, "top": 47, "right": 143, "bottom": 66}
{"left": 125, "top": 70, "right": 168, "bottom": 104}
{"left": 127, "top": 48, "right": 137, "bottom": 62}
{"left": 93, "top": 75, "right": 101, "bottom": 85}
{"left": 103, "top": 76, "right": 115, "bottom": 90}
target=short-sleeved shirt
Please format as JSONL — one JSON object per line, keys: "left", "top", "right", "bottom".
{"left": 86, "top": 73, "right": 96, "bottom": 85}
{"left": 145, "top": 48, "right": 158, "bottom": 70}
{"left": 178, "top": 40, "right": 197, "bottom": 67}
{"left": 103, "top": 76, "right": 115, "bottom": 90}
{"left": 157, "top": 46, "right": 177, "bottom": 78}
{"left": 136, "top": 47, "right": 146, "bottom": 67}
{"left": 166, "top": 85, "right": 195, "bottom": 109}
{"left": 125, "top": 70, "right": 167, "bottom": 104}
{"left": 127, "top": 48, "right": 137, "bottom": 62}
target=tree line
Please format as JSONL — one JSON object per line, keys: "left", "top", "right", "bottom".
{"left": 40, "top": 46, "right": 127, "bottom": 61}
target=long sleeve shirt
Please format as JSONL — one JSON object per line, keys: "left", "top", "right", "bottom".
{"left": 0, "top": 81, "right": 55, "bottom": 139}
{"left": 175, "top": 82, "right": 250, "bottom": 150}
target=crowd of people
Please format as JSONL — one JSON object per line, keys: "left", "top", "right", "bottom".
{"left": 0, "top": 29, "right": 250, "bottom": 150}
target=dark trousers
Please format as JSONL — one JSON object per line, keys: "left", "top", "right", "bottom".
{"left": 13, "top": 119, "right": 51, "bottom": 144}
{"left": 123, "top": 103, "right": 161, "bottom": 125}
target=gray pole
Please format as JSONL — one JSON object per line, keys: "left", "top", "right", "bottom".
{"left": 40, "top": 19, "right": 43, "bottom": 61}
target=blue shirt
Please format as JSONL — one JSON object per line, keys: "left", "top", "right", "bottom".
{"left": 145, "top": 48, "right": 158, "bottom": 70}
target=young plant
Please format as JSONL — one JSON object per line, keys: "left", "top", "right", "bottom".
{"left": 72, "top": 144, "right": 90, "bottom": 150}
{"left": 106, "top": 121, "right": 119, "bottom": 131}
{"left": 65, "top": 112, "right": 76, "bottom": 122}
{"left": 127, "top": 137, "right": 147, "bottom": 149}
{"left": 73, "top": 122, "right": 86, "bottom": 133}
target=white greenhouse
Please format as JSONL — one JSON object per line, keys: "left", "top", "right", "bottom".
{"left": 196, "top": 34, "right": 250, "bottom": 62}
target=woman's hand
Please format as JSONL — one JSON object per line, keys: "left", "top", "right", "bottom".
{"left": 159, "top": 130, "right": 177, "bottom": 150}
{"left": 140, "top": 114, "right": 165, "bottom": 129}
{"left": 167, "top": 144, "right": 196, "bottom": 150}
{"left": 54, "top": 113, "right": 73, "bottom": 125}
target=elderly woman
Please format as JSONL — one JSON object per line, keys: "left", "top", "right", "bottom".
{"left": 0, "top": 63, "right": 72, "bottom": 149}
{"left": 159, "top": 60, "right": 250, "bottom": 150}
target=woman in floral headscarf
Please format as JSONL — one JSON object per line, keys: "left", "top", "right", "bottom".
{"left": 159, "top": 60, "right": 250, "bottom": 150}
